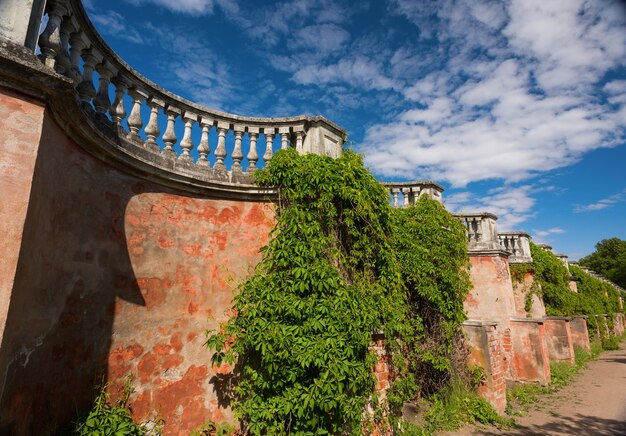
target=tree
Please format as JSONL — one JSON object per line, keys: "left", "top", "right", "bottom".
{"left": 579, "top": 238, "right": 626, "bottom": 289}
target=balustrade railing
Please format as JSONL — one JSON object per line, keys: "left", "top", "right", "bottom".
{"left": 33, "top": 0, "right": 346, "bottom": 185}
{"left": 455, "top": 213, "right": 503, "bottom": 252}
{"left": 498, "top": 232, "right": 532, "bottom": 263}
{"left": 383, "top": 181, "right": 444, "bottom": 206}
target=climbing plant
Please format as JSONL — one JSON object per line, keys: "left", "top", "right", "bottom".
{"left": 509, "top": 243, "right": 574, "bottom": 316}
{"left": 206, "top": 149, "right": 475, "bottom": 433}
{"left": 570, "top": 264, "right": 623, "bottom": 330}
{"left": 206, "top": 149, "right": 406, "bottom": 434}
{"left": 387, "top": 196, "right": 472, "bottom": 408}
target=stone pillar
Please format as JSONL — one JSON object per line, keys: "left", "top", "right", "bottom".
{"left": 508, "top": 319, "right": 551, "bottom": 384}
{"left": 0, "top": 0, "right": 46, "bottom": 50}
{"left": 570, "top": 316, "right": 591, "bottom": 351}
{"left": 300, "top": 119, "right": 344, "bottom": 158}
{"left": 543, "top": 317, "right": 575, "bottom": 364}
{"left": 463, "top": 321, "right": 507, "bottom": 413}
{"left": 461, "top": 214, "right": 517, "bottom": 326}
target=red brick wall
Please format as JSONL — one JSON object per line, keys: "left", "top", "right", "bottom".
{"left": 463, "top": 323, "right": 507, "bottom": 413}
{"left": 0, "top": 111, "right": 274, "bottom": 435}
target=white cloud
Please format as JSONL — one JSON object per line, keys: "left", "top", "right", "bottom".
{"left": 361, "top": 0, "right": 626, "bottom": 188}
{"left": 574, "top": 189, "right": 626, "bottom": 213}
{"left": 292, "top": 57, "right": 402, "bottom": 92}
{"left": 90, "top": 10, "right": 145, "bottom": 44}
{"left": 124, "top": 0, "right": 219, "bottom": 15}
{"left": 445, "top": 185, "right": 536, "bottom": 230}
{"left": 532, "top": 227, "right": 566, "bottom": 245}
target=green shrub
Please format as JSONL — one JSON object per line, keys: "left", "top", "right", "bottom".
{"left": 72, "top": 381, "right": 145, "bottom": 436}
{"left": 206, "top": 149, "right": 407, "bottom": 434}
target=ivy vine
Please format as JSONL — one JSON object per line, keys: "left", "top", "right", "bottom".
{"left": 206, "top": 149, "right": 474, "bottom": 433}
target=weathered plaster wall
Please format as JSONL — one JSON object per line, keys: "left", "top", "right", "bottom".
{"left": 508, "top": 320, "right": 550, "bottom": 384}
{"left": 511, "top": 271, "right": 546, "bottom": 319}
{"left": 543, "top": 319, "right": 575, "bottom": 364}
{"left": 465, "top": 254, "right": 517, "bottom": 325}
{"left": 0, "top": 110, "right": 274, "bottom": 435}
{"left": 0, "top": 88, "right": 45, "bottom": 351}
{"left": 570, "top": 317, "right": 591, "bottom": 351}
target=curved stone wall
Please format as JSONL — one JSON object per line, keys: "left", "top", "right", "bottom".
{"left": 0, "top": 107, "right": 274, "bottom": 434}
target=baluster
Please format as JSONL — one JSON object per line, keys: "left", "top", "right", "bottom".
{"left": 110, "top": 77, "right": 128, "bottom": 128}
{"left": 279, "top": 127, "right": 290, "bottom": 150}
{"left": 392, "top": 190, "right": 399, "bottom": 208}
{"left": 402, "top": 188, "right": 410, "bottom": 207}
{"left": 94, "top": 62, "right": 114, "bottom": 115}
{"left": 76, "top": 47, "right": 97, "bottom": 104}
{"left": 232, "top": 126, "right": 244, "bottom": 172}
{"left": 179, "top": 112, "right": 197, "bottom": 161}
{"left": 144, "top": 97, "right": 164, "bottom": 152}
{"left": 197, "top": 118, "right": 212, "bottom": 166}
{"left": 56, "top": 16, "right": 74, "bottom": 75}
{"left": 264, "top": 128, "right": 274, "bottom": 163}
{"left": 127, "top": 88, "right": 146, "bottom": 141}
{"left": 247, "top": 127, "right": 259, "bottom": 172}
{"left": 295, "top": 131, "right": 305, "bottom": 150}
{"left": 38, "top": 0, "right": 68, "bottom": 69}
{"left": 214, "top": 122, "right": 229, "bottom": 171}
{"left": 162, "top": 107, "right": 180, "bottom": 158}
{"left": 68, "top": 31, "right": 86, "bottom": 85}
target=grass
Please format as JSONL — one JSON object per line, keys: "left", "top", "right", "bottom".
{"left": 398, "top": 378, "right": 513, "bottom": 435}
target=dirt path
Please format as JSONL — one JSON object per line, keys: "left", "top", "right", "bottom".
{"left": 478, "top": 342, "right": 626, "bottom": 435}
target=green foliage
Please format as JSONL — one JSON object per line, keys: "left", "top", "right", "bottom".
{"left": 190, "top": 420, "right": 235, "bottom": 436}
{"left": 205, "top": 149, "right": 475, "bottom": 433}
{"left": 549, "top": 362, "right": 578, "bottom": 387}
{"left": 388, "top": 196, "right": 472, "bottom": 404}
{"left": 528, "top": 243, "right": 574, "bottom": 316}
{"left": 579, "top": 238, "right": 626, "bottom": 289}
{"left": 72, "top": 380, "right": 145, "bottom": 436}
{"left": 206, "top": 149, "right": 406, "bottom": 434}
{"left": 601, "top": 335, "right": 620, "bottom": 350}
{"left": 569, "top": 264, "right": 623, "bottom": 330}
{"left": 421, "top": 379, "right": 507, "bottom": 433}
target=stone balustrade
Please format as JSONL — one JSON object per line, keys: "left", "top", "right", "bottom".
{"left": 32, "top": 0, "right": 345, "bottom": 188}
{"left": 455, "top": 213, "right": 504, "bottom": 252}
{"left": 383, "top": 181, "right": 444, "bottom": 206}
{"left": 498, "top": 232, "right": 532, "bottom": 263}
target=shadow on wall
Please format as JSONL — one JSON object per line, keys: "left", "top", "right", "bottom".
{"left": 0, "top": 110, "right": 274, "bottom": 434}
{"left": 0, "top": 110, "right": 146, "bottom": 434}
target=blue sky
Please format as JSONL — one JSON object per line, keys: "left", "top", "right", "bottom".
{"left": 84, "top": 0, "right": 626, "bottom": 259}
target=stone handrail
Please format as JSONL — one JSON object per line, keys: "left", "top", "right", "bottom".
{"left": 455, "top": 213, "right": 505, "bottom": 253}
{"left": 383, "top": 181, "right": 444, "bottom": 206}
{"left": 498, "top": 232, "right": 532, "bottom": 263}
{"left": 32, "top": 0, "right": 346, "bottom": 192}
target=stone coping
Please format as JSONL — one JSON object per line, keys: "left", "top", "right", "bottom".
{"left": 510, "top": 317, "right": 545, "bottom": 324}
{"left": 454, "top": 212, "right": 498, "bottom": 220}
{"left": 498, "top": 231, "right": 530, "bottom": 237}
{"left": 463, "top": 320, "right": 499, "bottom": 327}
{"left": 467, "top": 249, "right": 511, "bottom": 258}
{"left": 381, "top": 180, "right": 445, "bottom": 191}
{"left": 544, "top": 316, "right": 572, "bottom": 321}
